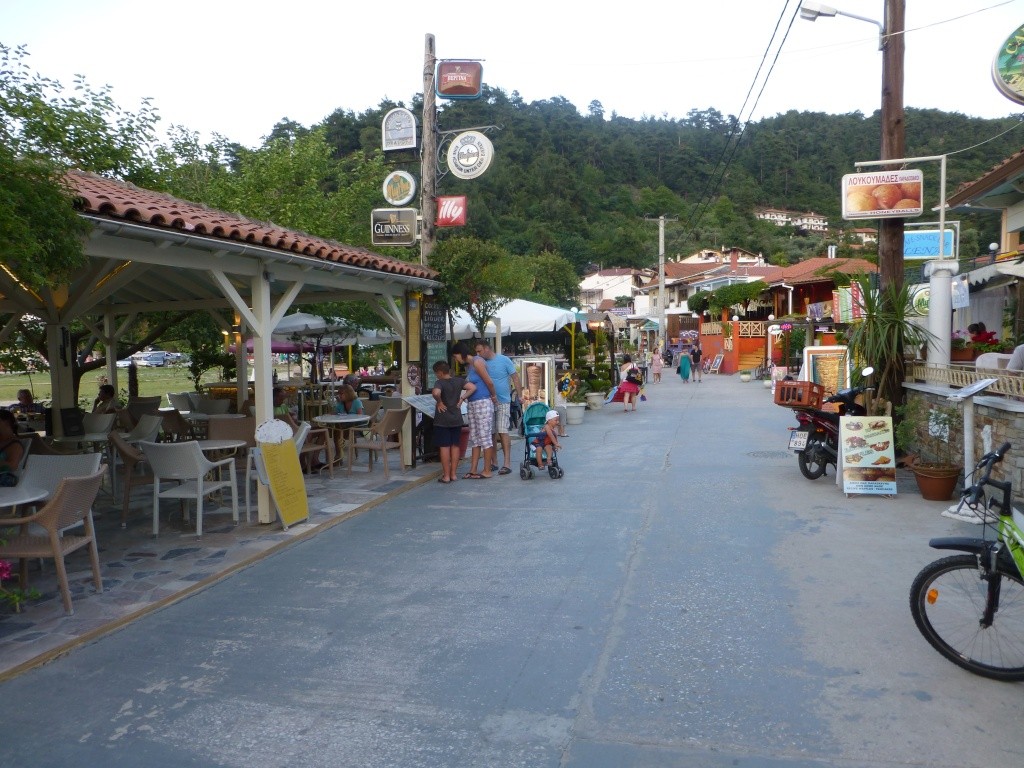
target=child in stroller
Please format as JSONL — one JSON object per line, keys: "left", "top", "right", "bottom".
{"left": 520, "top": 403, "right": 564, "bottom": 480}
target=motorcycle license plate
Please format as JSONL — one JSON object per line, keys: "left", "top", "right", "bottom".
{"left": 788, "top": 431, "right": 809, "bottom": 450}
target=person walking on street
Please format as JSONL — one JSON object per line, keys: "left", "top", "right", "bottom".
{"left": 618, "top": 354, "right": 642, "bottom": 412}
{"left": 651, "top": 349, "right": 663, "bottom": 383}
{"left": 452, "top": 341, "right": 496, "bottom": 479}
{"left": 691, "top": 344, "right": 703, "bottom": 382}
{"left": 475, "top": 339, "right": 522, "bottom": 475}
{"left": 678, "top": 349, "right": 691, "bottom": 382}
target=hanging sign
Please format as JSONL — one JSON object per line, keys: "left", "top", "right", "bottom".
{"left": 446, "top": 131, "right": 493, "bottom": 180}
{"left": 993, "top": 23, "right": 1024, "bottom": 105}
{"left": 382, "top": 171, "right": 416, "bottom": 206}
{"left": 436, "top": 60, "right": 483, "bottom": 99}
{"left": 436, "top": 195, "right": 467, "bottom": 227}
{"left": 904, "top": 228, "right": 956, "bottom": 260}
{"left": 381, "top": 107, "right": 417, "bottom": 151}
{"left": 371, "top": 208, "right": 418, "bottom": 246}
{"left": 841, "top": 169, "right": 923, "bottom": 220}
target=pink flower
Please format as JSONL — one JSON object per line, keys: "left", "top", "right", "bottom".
{"left": 0, "top": 560, "right": 11, "bottom": 582}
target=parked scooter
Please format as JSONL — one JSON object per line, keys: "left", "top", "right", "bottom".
{"left": 783, "top": 367, "right": 874, "bottom": 480}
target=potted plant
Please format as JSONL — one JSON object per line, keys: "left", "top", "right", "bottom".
{"left": 895, "top": 395, "right": 962, "bottom": 500}
{"left": 562, "top": 374, "right": 589, "bottom": 425}
{"left": 586, "top": 377, "right": 611, "bottom": 409}
{"left": 738, "top": 370, "right": 752, "bottom": 382}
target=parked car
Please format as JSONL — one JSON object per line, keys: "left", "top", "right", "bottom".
{"left": 115, "top": 358, "right": 134, "bottom": 368}
{"left": 139, "top": 351, "right": 167, "bottom": 367}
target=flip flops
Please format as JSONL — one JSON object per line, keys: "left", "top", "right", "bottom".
{"left": 463, "top": 472, "right": 484, "bottom": 479}
{"left": 498, "top": 467, "right": 511, "bottom": 475}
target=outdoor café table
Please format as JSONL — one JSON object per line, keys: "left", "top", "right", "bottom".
{"left": 313, "top": 414, "right": 370, "bottom": 470}
{"left": 0, "top": 484, "right": 48, "bottom": 513}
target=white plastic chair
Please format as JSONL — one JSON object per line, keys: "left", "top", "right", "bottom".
{"left": 82, "top": 411, "right": 116, "bottom": 435}
{"left": 140, "top": 440, "right": 239, "bottom": 538}
{"left": 166, "top": 392, "right": 193, "bottom": 412}
{"left": 120, "top": 413, "right": 164, "bottom": 444}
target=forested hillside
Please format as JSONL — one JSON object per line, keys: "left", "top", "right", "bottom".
{"left": 303, "top": 86, "right": 1021, "bottom": 271}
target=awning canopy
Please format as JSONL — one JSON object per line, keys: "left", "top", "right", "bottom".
{"left": 449, "top": 299, "right": 582, "bottom": 337}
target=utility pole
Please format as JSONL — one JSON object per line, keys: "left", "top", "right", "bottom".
{"left": 877, "top": 0, "right": 906, "bottom": 293}
{"left": 877, "top": 0, "right": 906, "bottom": 405}
{"left": 420, "top": 34, "right": 437, "bottom": 266}
{"left": 645, "top": 215, "right": 676, "bottom": 355}
{"left": 658, "top": 216, "right": 667, "bottom": 355}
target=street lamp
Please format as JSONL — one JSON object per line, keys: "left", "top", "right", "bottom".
{"left": 799, "top": 2, "right": 884, "bottom": 49}
{"left": 801, "top": 0, "right": 906, "bottom": 399}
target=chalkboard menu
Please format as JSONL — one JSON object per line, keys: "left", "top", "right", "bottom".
{"left": 422, "top": 302, "right": 447, "bottom": 342}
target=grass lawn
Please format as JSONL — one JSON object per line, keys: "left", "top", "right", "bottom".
{"left": 0, "top": 365, "right": 277, "bottom": 409}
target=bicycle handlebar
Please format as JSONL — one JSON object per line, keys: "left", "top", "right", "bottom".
{"left": 966, "top": 442, "right": 1012, "bottom": 505}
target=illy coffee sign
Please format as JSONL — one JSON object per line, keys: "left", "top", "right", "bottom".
{"left": 436, "top": 196, "right": 467, "bottom": 227}
{"left": 371, "top": 208, "right": 418, "bottom": 246}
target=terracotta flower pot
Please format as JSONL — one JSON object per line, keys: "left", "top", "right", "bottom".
{"left": 911, "top": 464, "right": 960, "bottom": 501}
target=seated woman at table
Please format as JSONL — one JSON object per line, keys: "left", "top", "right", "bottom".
{"left": 0, "top": 409, "right": 25, "bottom": 484}
{"left": 334, "top": 384, "right": 364, "bottom": 416}
{"left": 272, "top": 387, "right": 299, "bottom": 431}
{"left": 92, "top": 383, "right": 122, "bottom": 414}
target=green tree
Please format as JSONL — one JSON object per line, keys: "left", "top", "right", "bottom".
{"left": 521, "top": 250, "right": 579, "bottom": 307}
{"left": 429, "top": 236, "right": 531, "bottom": 335}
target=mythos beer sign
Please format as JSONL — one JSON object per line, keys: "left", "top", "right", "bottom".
{"left": 436, "top": 60, "right": 483, "bottom": 100}
{"left": 371, "top": 208, "right": 418, "bottom": 246}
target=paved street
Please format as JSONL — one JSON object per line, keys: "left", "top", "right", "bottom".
{"left": 1, "top": 372, "right": 1022, "bottom": 767}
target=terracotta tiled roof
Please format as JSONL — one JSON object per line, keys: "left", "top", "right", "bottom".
{"left": 947, "top": 147, "right": 1024, "bottom": 207}
{"left": 773, "top": 257, "right": 877, "bottom": 286}
{"left": 65, "top": 170, "right": 437, "bottom": 281}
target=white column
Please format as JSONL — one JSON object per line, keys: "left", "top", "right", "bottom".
{"left": 923, "top": 259, "right": 959, "bottom": 373}
{"left": 251, "top": 273, "right": 274, "bottom": 524}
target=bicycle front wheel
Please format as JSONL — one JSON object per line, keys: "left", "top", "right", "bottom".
{"left": 909, "top": 554, "right": 1024, "bottom": 681}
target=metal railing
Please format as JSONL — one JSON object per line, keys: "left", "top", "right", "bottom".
{"left": 906, "top": 362, "right": 1024, "bottom": 398}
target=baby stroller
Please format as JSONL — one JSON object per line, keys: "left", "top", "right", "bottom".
{"left": 520, "top": 401, "right": 564, "bottom": 480}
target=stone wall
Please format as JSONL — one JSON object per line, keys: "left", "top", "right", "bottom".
{"left": 905, "top": 386, "right": 1024, "bottom": 504}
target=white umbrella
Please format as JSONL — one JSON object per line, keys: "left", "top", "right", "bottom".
{"left": 448, "top": 299, "right": 581, "bottom": 339}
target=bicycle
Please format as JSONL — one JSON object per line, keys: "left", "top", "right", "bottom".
{"left": 909, "top": 442, "right": 1024, "bottom": 681}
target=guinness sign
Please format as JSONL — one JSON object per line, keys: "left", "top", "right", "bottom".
{"left": 371, "top": 208, "right": 418, "bottom": 246}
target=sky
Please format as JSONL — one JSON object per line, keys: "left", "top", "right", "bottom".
{"left": 3, "top": 0, "right": 1023, "bottom": 149}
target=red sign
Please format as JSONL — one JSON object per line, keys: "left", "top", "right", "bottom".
{"left": 436, "top": 196, "right": 467, "bottom": 227}
{"left": 436, "top": 60, "right": 483, "bottom": 100}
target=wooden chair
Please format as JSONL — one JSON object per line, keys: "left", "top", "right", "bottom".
{"left": 347, "top": 406, "right": 409, "bottom": 480}
{"left": 297, "top": 424, "right": 334, "bottom": 478}
{"left": 0, "top": 467, "right": 106, "bottom": 614}
{"left": 207, "top": 416, "right": 257, "bottom": 520}
{"left": 108, "top": 431, "right": 154, "bottom": 527}
{"left": 160, "top": 409, "right": 195, "bottom": 442}
{"left": 140, "top": 440, "right": 239, "bottom": 538}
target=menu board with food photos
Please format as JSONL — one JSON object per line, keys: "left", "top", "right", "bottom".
{"left": 840, "top": 415, "right": 897, "bottom": 495}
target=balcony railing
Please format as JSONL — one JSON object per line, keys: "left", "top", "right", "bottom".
{"left": 906, "top": 362, "right": 1024, "bottom": 398}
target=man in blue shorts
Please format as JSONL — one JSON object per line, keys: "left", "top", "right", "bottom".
{"left": 475, "top": 340, "right": 522, "bottom": 475}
